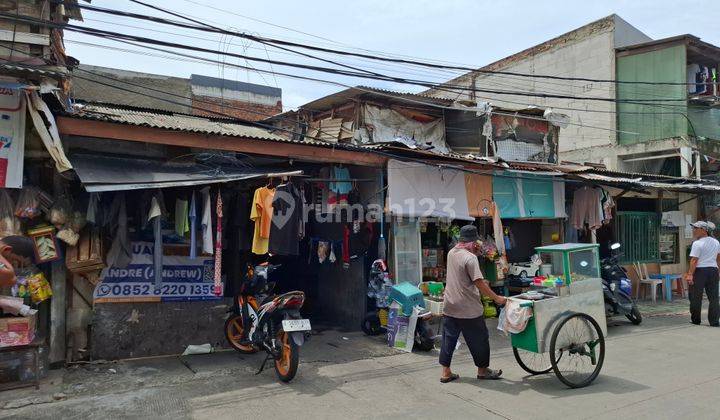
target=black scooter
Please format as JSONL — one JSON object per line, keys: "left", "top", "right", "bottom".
{"left": 601, "top": 243, "right": 642, "bottom": 325}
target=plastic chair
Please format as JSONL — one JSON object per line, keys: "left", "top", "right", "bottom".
{"left": 633, "top": 262, "right": 663, "bottom": 303}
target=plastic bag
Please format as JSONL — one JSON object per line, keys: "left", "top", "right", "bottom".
{"left": 56, "top": 227, "right": 79, "bottom": 246}
{"left": 68, "top": 211, "right": 87, "bottom": 232}
{"left": 49, "top": 195, "right": 72, "bottom": 227}
{"left": 497, "top": 307, "right": 507, "bottom": 335}
{"left": 482, "top": 296, "right": 497, "bottom": 318}
{"left": 0, "top": 189, "right": 20, "bottom": 237}
{"left": 15, "top": 187, "right": 41, "bottom": 219}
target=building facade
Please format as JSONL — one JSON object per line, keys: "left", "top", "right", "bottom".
{"left": 426, "top": 14, "right": 652, "bottom": 170}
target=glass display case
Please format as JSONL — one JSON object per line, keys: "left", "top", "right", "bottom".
{"left": 534, "top": 243, "right": 600, "bottom": 285}
{"left": 392, "top": 219, "right": 422, "bottom": 285}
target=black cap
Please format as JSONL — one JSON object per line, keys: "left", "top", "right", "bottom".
{"left": 459, "top": 225, "right": 480, "bottom": 243}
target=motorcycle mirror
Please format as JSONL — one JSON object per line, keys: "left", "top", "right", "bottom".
{"left": 610, "top": 243, "right": 621, "bottom": 250}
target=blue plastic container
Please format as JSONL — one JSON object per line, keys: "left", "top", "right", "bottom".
{"left": 389, "top": 282, "right": 426, "bottom": 316}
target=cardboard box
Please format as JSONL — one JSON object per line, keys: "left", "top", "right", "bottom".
{"left": 0, "top": 313, "right": 37, "bottom": 348}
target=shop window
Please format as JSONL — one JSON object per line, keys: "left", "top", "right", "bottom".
{"left": 615, "top": 212, "right": 660, "bottom": 263}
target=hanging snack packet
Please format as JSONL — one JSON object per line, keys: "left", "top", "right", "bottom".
{"left": 15, "top": 187, "right": 41, "bottom": 219}
{"left": 27, "top": 272, "right": 53, "bottom": 303}
{"left": 0, "top": 189, "right": 20, "bottom": 237}
{"left": 49, "top": 195, "right": 72, "bottom": 227}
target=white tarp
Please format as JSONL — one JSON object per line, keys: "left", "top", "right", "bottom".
{"left": 26, "top": 91, "right": 72, "bottom": 172}
{"left": 363, "top": 105, "right": 449, "bottom": 153}
{"left": 387, "top": 159, "right": 472, "bottom": 220}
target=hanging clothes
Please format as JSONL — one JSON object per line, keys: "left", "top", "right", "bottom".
{"left": 189, "top": 192, "right": 197, "bottom": 259}
{"left": 148, "top": 193, "right": 164, "bottom": 287}
{"left": 200, "top": 187, "right": 213, "bottom": 254}
{"left": 233, "top": 190, "right": 253, "bottom": 251}
{"left": 250, "top": 186, "right": 275, "bottom": 255}
{"left": 342, "top": 224, "right": 351, "bottom": 267}
{"left": 175, "top": 198, "right": 189, "bottom": 236}
{"left": 269, "top": 181, "right": 303, "bottom": 256}
{"left": 601, "top": 189, "right": 614, "bottom": 224}
{"left": 329, "top": 166, "right": 352, "bottom": 195}
{"left": 570, "top": 187, "right": 603, "bottom": 230}
{"left": 214, "top": 191, "right": 223, "bottom": 296}
{"left": 106, "top": 193, "right": 132, "bottom": 268}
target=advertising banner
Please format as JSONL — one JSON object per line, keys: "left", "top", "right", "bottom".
{"left": 93, "top": 242, "right": 219, "bottom": 303}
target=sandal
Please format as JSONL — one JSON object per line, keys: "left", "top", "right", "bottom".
{"left": 440, "top": 373, "right": 460, "bottom": 383}
{"left": 477, "top": 369, "right": 503, "bottom": 380}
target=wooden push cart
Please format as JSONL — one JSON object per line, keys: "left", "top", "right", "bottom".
{"left": 509, "top": 244, "right": 608, "bottom": 388}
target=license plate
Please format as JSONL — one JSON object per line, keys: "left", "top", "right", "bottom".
{"left": 282, "top": 319, "right": 311, "bottom": 332}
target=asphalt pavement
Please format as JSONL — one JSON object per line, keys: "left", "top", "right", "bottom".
{"left": 1, "top": 308, "right": 718, "bottom": 420}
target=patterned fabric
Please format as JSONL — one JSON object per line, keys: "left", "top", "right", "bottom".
{"left": 213, "top": 191, "right": 223, "bottom": 296}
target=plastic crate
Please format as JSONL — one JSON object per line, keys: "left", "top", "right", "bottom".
{"left": 389, "top": 282, "right": 425, "bottom": 316}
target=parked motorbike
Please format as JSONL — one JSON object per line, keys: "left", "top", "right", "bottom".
{"left": 361, "top": 260, "right": 435, "bottom": 351}
{"left": 601, "top": 243, "right": 642, "bottom": 325}
{"left": 224, "top": 263, "right": 310, "bottom": 382}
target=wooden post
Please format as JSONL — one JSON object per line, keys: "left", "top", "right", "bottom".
{"left": 49, "top": 175, "right": 67, "bottom": 365}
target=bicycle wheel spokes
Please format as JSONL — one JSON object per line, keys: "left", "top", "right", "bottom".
{"left": 513, "top": 347, "right": 553, "bottom": 375}
{"left": 550, "top": 313, "right": 605, "bottom": 388}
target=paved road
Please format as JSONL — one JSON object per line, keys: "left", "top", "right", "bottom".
{"left": 1, "top": 313, "right": 718, "bottom": 420}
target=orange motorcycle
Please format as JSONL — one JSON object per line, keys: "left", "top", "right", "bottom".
{"left": 225, "top": 263, "right": 310, "bottom": 382}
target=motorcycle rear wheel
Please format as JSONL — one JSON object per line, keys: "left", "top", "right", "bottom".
{"left": 275, "top": 331, "right": 300, "bottom": 382}
{"left": 616, "top": 292, "right": 642, "bottom": 325}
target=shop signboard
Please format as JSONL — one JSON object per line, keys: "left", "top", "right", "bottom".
{"left": 0, "top": 82, "right": 26, "bottom": 188}
{"left": 93, "top": 242, "right": 218, "bottom": 303}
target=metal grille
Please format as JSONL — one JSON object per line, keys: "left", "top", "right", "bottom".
{"left": 615, "top": 212, "right": 660, "bottom": 263}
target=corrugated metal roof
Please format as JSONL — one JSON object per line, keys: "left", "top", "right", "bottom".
{"left": 70, "top": 103, "right": 290, "bottom": 142}
{"left": 575, "top": 173, "right": 720, "bottom": 193}
{"left": 0, "top": 63, "right": 66, "bottom": 77}
{"left": 300, "top": 86, "right": 454, "bottom": 113}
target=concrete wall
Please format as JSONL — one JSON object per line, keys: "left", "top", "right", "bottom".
{"left": 191, "top": 95, "right": 282, "bottom": 121}
{"left": 91, "top": 300, "right": 231, "bottom": 360}
{"left": 428, "top": 16, "right": 652, "bottom": 170}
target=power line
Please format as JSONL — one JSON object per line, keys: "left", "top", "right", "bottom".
{"left": 58, "top": 37, "right": 643, "bottom": 135}
{"left": 0, "top": 11, "right": 692, "bottom": 106}
{"left": 65, "top": 0, "right": 714, "bottom": 87}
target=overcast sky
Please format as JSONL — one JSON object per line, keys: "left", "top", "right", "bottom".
{"left": 66, "top": 1, "right": 720, "bottom": 110}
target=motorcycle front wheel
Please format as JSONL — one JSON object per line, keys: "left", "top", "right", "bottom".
{"left": 361, "top": 312, "right": 383, "bottom": 336}
{"left": 275, "top": 330, "right": 300, "bottom": 382}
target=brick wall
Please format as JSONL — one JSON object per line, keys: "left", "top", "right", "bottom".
{"left": 191, "top": 95, "right": 282, "bottom": 121}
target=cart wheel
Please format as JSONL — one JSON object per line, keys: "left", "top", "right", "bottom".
{"left": 549, "top": 313, "right": 605, "bottom": 389}
{"left": 519, "top": 270, "right": 528, "bottom": 278}
{"left": 512, "top": 347, "right": 552, "bottom": 375}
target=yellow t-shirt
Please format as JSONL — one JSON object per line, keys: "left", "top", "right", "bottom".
{"left": 250, "top": 187, "right": 275, "bottom": 254}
